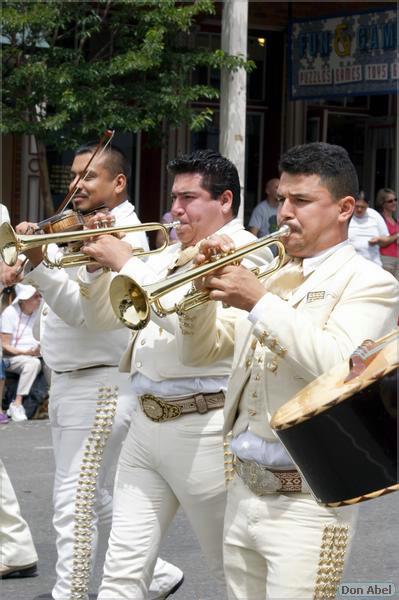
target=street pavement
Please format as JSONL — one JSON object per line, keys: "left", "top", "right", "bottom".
{"left": 0, "top": 420, "right": 398, "bottom": 600}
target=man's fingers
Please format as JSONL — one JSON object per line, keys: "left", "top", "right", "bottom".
{"left": 15, "top": 221, "right": 39, "bottom": 235}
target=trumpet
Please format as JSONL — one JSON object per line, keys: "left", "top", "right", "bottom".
{"left": 110, "top": 225, "right": 290, "bottom": 330}
{"left": 0, "top": 221, "right": 180, "bottom": 269}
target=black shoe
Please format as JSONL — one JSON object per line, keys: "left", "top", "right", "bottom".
{"left": 0, "top": 562, "right": 37, "bottom": 579}
{"left": 164, "top": 575, "right": 184, "bottom": 598}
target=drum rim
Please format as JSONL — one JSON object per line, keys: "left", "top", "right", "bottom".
{"left": 321, "top": 482, "right": 399, "bottom": 507}
{"left": 271, "top": 357, "right": 398, "bottom": 431}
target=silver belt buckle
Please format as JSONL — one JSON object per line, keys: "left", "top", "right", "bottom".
{"left": 140, "top": 394, "right": 182, "bottom": 423}
{"left": 235, "top": 459, "right": 281, "bottom": 495}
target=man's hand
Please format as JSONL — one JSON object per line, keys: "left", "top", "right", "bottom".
{"left": 192, "top": 234, "right": 267, "bottom": 312}
{"left": 370, "top": 233, "right": 399, "bottom": 248}
{"left": 84, "top": 211, "right": 115, "bottom": 231}
{"left": 81, "top": 235, "right": 133, "bottom": 272}
{"left": 203, "top": 264, "right": 267, "bottom": 312}
{"left": 25, "top": 346, "right": 41, "bottom": 357}
{"left": 0, "top": 260, "right": 24, "bottom": 286}
{"left": 15, "top": 221, "right": 43, "bottom": 267}
{"left": 194, "top": 234, "right": 236, "bottom": 266}
{"left": 368, "top": 236, "right": 380, "bottom": 246}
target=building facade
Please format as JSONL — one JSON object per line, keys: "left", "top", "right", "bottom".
{"left": 1, "top": 1, "right": 397, "bottom": 231}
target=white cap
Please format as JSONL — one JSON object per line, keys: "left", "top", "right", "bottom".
{"left": 13, "top": 283, "right": 39, "bottom": 302}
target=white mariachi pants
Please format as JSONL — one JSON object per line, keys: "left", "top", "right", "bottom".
{"left": 98, "top": 405, "right": 227, "bottom": 599}
{"left": 223, "top": 476, "right": 358, "bottom": 600}
{"left": 49, "top": 367, "right": 178, "bottom": 600}
{"left": 6, "top": 355, "right": 42, "bottom": 397}
{"left": 0, "top": 459, "right": 38, "bottom": 567}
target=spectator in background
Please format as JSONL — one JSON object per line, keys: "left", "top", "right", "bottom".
{"left": 0, "top": 353, "right": 9, "bottom": 424}
{"left": 348, "top": 193, "right": 391, "bottom": 266}
{"left": 155, "top": 210, "right": 179, "bottom": 248}
{"left": 248, "top": 178, "right": 279, "bottom": 238}
{"left": 376, "top": 188, "right": 399, "bottom": 280}
{"left": 0, "top": 284, "right": 42, "bottom": 422}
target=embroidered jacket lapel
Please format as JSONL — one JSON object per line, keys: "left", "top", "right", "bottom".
{"left": 288, "top": 245, "right": 357, "bottom": 307}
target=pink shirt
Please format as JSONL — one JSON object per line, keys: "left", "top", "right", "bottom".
{"left": 381, "top": 219, "right": 399, "bottom": 258}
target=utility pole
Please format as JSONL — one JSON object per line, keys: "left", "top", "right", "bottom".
{"left": 220, "top": 0, "right": 248, "bottom": 222}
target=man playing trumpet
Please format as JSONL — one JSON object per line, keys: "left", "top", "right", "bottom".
{"left": 174, "top": 143, "right": 399, "bottom": 599}
{"left": 77, "top": 149, "right": 272, "bottom": 598}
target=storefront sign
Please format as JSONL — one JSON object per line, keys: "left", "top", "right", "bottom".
{"left": 289, "top": 9, "right": 397, "bottom": 99}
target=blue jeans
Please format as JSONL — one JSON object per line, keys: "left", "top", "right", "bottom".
{"left": 0, "top": 358, "right": 10, "bottom": 380}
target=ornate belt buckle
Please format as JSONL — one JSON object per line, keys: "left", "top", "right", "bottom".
{"left": 140, "top": 394, "right": 182, "bottom": 422}
{"left": 235, "top": 459, "right": 281, "bottom": 495}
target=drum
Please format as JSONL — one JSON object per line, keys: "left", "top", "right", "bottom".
{"left": 270, "top": 330, "right": 398, "bottom": 507}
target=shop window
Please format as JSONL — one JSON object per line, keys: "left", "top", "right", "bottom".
{"left": 191, "top": 32, "right": 267, "bottom": 103}
{"left": 247, "top": 36, "right": 267, "bottom": 102}
{"left": 190, "top": 111, "right": 219, "bottom": 152}
{"left": 326, "top": 112, "right": 366, "bottom": 188}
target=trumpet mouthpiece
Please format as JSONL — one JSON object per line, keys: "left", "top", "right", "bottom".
{"left": 278, "top": 224, "right": 291, "bottom": 237}
{"left": 169, "top": 221, "right": 181, "bottom": 230}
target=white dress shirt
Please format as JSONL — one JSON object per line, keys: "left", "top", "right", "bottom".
{"left": 348, "top": 208, "right": 388, "bottom": 266}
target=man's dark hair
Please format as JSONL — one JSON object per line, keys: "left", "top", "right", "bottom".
{"left": 278, "top": 142, "right": 359, "bottom": 200}
{"left": 75, "top": 143, "right": 131, "bottom": 181}
{"left": 167, "top": 149, "right": 240, "bottom": 216}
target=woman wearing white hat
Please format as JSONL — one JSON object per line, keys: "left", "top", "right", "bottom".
{"left": 0, "top": 283, "right": 42, "bottom": 421}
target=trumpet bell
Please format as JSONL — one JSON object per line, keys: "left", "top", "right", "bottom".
{"left": 0, "top": 222, "right": 20, "bottom": 266}
{"left": 111, "top": 276, "right": 150, "bottom": 330}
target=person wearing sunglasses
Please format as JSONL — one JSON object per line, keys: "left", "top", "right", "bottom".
{"left": 376, "top": 188, "right": 399, "bottom": 280}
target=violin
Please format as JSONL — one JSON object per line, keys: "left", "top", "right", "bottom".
{"left": 37, "top": 205, "right": 109, "bottom": 235}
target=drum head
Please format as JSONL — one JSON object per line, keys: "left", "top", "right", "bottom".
{"left": 271, "top": 335, "right": 398, "bottom": 431}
